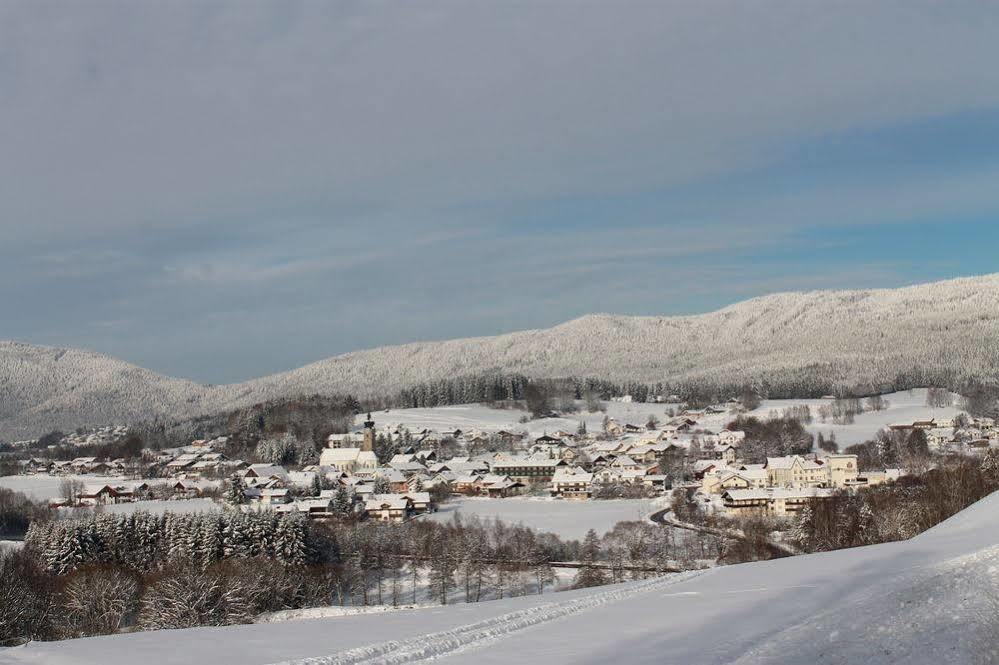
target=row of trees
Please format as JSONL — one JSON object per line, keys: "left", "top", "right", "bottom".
{"left": 24, "top": 511, "right": 324, "bottom": 575}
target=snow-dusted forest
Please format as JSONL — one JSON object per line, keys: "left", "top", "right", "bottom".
{"left": 3, "top": 274, "right": 999, "bottom": 439}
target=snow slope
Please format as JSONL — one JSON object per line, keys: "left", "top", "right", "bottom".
{"left": 5, "top": 491, "right": 999, "bottom": 665}
{"left": 3, "top": 273, "right": 999, "bottom": 439}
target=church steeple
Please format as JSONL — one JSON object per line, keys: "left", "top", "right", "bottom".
{"left": 362, "top": 413, "right": 376, "bottom": 452}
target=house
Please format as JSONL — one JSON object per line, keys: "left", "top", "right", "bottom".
{"left": 402, "top": 491, "right": 434, "bottom": 513}
{"left": 551, "top": 467, "right": 593, "bottom": 499}
{"left": 364, "top": 494, "right": 414, "bottom": 522}
{"left": 717, "top": 430, "right": 746, "bottom": 446}
{"left": 722, "top": 487, "right": 834, "bottom": 516}
{"left": 243, "top": 464, "right": 289, "bottom": 482}
{"left": 78, "top": 484, "right": 123, "bottom": 506}
{"left": 765, "top": 456, "right": 827, "bottom": 488}
{"left": 453, "top": 474, "right": 485, "bottom": 495}
{"left": 171, "top": 481, "right": 201, "bottom": 498}
{"left": 246, "top": 487, "right": 291, "bottom": 506}
{"left": 291, "top": 498, "right": 335, "bottom": 517}
{"left": 701, "top": 467, "right": 767, "bottom": 494}
{"left": 717, "top": 444, "right": 740, "bottom": 465}
{"left": 480, "top": 474, "right": 525, "bottom": 498}
{"left": 823, "top": 455, "right": 860, "bottom": 488}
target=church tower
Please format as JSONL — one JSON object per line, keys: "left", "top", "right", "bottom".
{"left": 362, "top": 413, "right": 376, "bottom": 452}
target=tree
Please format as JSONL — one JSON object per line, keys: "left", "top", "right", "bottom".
{"left": 372, "top": 476, "right": 392, "bottom": 494}
{"left": 577, "top": 420, "right": 588, "bottom": 437}
{"left": 739, "top": 388, "right": 761, "bottom": 411}
{"left": 224, "top": 476, "right": 246, "bottom": 505}
{"left": 865, "top": 395, "right": 887, "bottom": 412}
{"left": 58, "top": 566, "right": 140, "bottom": 638}
{"left": 573, "top": 529, "right": 607, "bottom": 589}
{"left": 645, "top": 414, "right": 659, "bottom": 431}
{"left": 59, "top": 479, "right": 84, "bottom": 506}
{"left": 524, "top": 383, "right": 552, "bottom": 419}
{"left": 332, "top": 486, "right": 353, "bottom": 517}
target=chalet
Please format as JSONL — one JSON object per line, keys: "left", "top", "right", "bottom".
{"left": 551, "top": 467, "right": 593, "bottom": 499}
{"left": 480, "top": 474, "right": 525, "bottom": 498}
{"left": 717, "top": 430, "right": 746, "bottom": 446}
{"left": 453, "top": 474, "right": 485, "bottom": 495}
{"left": 495, "top": 430, "right": 524, "bottom": 445}
{"left": 243, "top": 464, "right": 288, "bottom": 481}
{"left": 171, "top": 481, "right": 201, "bottom": 498}
{"left": 609, "top": 455, "right": 641, "bottom": 471}
{"left": 78, "top": 483, "right": 129, "bottom": 506}
{"left": 246, "top": 487, "right": 290, "bottom": 506}
{"left": 717, "top": 444, "right": 740, "bottom": 465}
{"left": 402, "top": 491, "right": 434, "bottom": 513}
{"left": 289, "top": 498, "right": 335, "bottom": 517}
{"left": 364, "top": 494, "right": 414, "bottom": 522}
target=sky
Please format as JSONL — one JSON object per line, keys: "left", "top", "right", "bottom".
{"left": 2, "top": 1, "right": 999, "bottom": 384}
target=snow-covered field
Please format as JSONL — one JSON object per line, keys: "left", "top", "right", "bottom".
{"left": 427, "top": 497, "right": 656, "bottom": 540}
{"left": 756, "top": 388, "right": 963, "bottom": 448}
{"left": 0, "top": 475, "right": 220, "bottom": 504}
{"left": 370, "top": 387, "right": 960, "bottom": 450}
{"left": 0, "top": 475, "right": 127, "bottom": 501}
{"left": 6, "top": 488, "right": 999, "bottom": 665}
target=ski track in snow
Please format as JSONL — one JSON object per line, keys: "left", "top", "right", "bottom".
{"left": 268, "top": 571, "right": 704, "bottom": 665}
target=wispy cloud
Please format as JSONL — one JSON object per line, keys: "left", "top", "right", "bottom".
{"left": 3, "top": 1, "right": 999, "bottom": 381}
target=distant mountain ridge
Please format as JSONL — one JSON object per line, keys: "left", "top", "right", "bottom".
{"left": 3, "top": 273, "right": 999, "bottom": 439}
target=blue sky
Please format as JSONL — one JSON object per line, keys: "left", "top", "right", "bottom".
{"left": 2, "top": 1, "right": 999, "bottom": 383}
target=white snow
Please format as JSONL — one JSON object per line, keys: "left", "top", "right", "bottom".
{"left": 8, "top": 490, "right": 999, "bottom": 665}
{"left": 0, "top": 475, "right": 128, "bottom": 501}
{"left": 427, "top": 497, "right": 656, "bottom": 540}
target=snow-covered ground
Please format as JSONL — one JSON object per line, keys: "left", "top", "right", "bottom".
{"left": 368, "top": 387, "right": 961, "bottom": 450}
{"left": 8, "top": 488, "right": 999, "bottom": 665}
{"left": 0, "top": 475, "right": 128, "bottom": 501}
{"left": 754, "top": 388, "right": 963, "bottom": 449}
{"left": 0, "top": 475, "right": 220, "bottom": 502}
{"left": 427, "top": 497, "right": 656, "bottom": 540}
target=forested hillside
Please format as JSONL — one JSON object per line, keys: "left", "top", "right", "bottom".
{"left": 3, "top": 274, "right": 999, "bottom": 439}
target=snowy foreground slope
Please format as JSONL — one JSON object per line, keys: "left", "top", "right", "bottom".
{"left": 3, "top": 273, "right": 999, "bottom": 438}
{"left": 6, "top": 493, "right": 999, "bottom": 665}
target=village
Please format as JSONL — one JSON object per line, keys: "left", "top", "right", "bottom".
{"left": 7, "top": 390, "right": 996, "bottom": 527}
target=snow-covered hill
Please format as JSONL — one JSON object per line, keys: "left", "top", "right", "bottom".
{"left": 4, "top": 274, "right": 999, "bottom": 439}
{"left": 5, "top": 490, "right": 999, "bottom": 665}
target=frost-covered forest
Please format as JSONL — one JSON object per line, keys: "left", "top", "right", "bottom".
{"left": 3, "top": 274, "right": 999, "bottom": 439}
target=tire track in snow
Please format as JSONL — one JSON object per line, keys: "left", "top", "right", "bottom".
{"left": 268, "top": 571, "right": 704, "bottom": 665}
